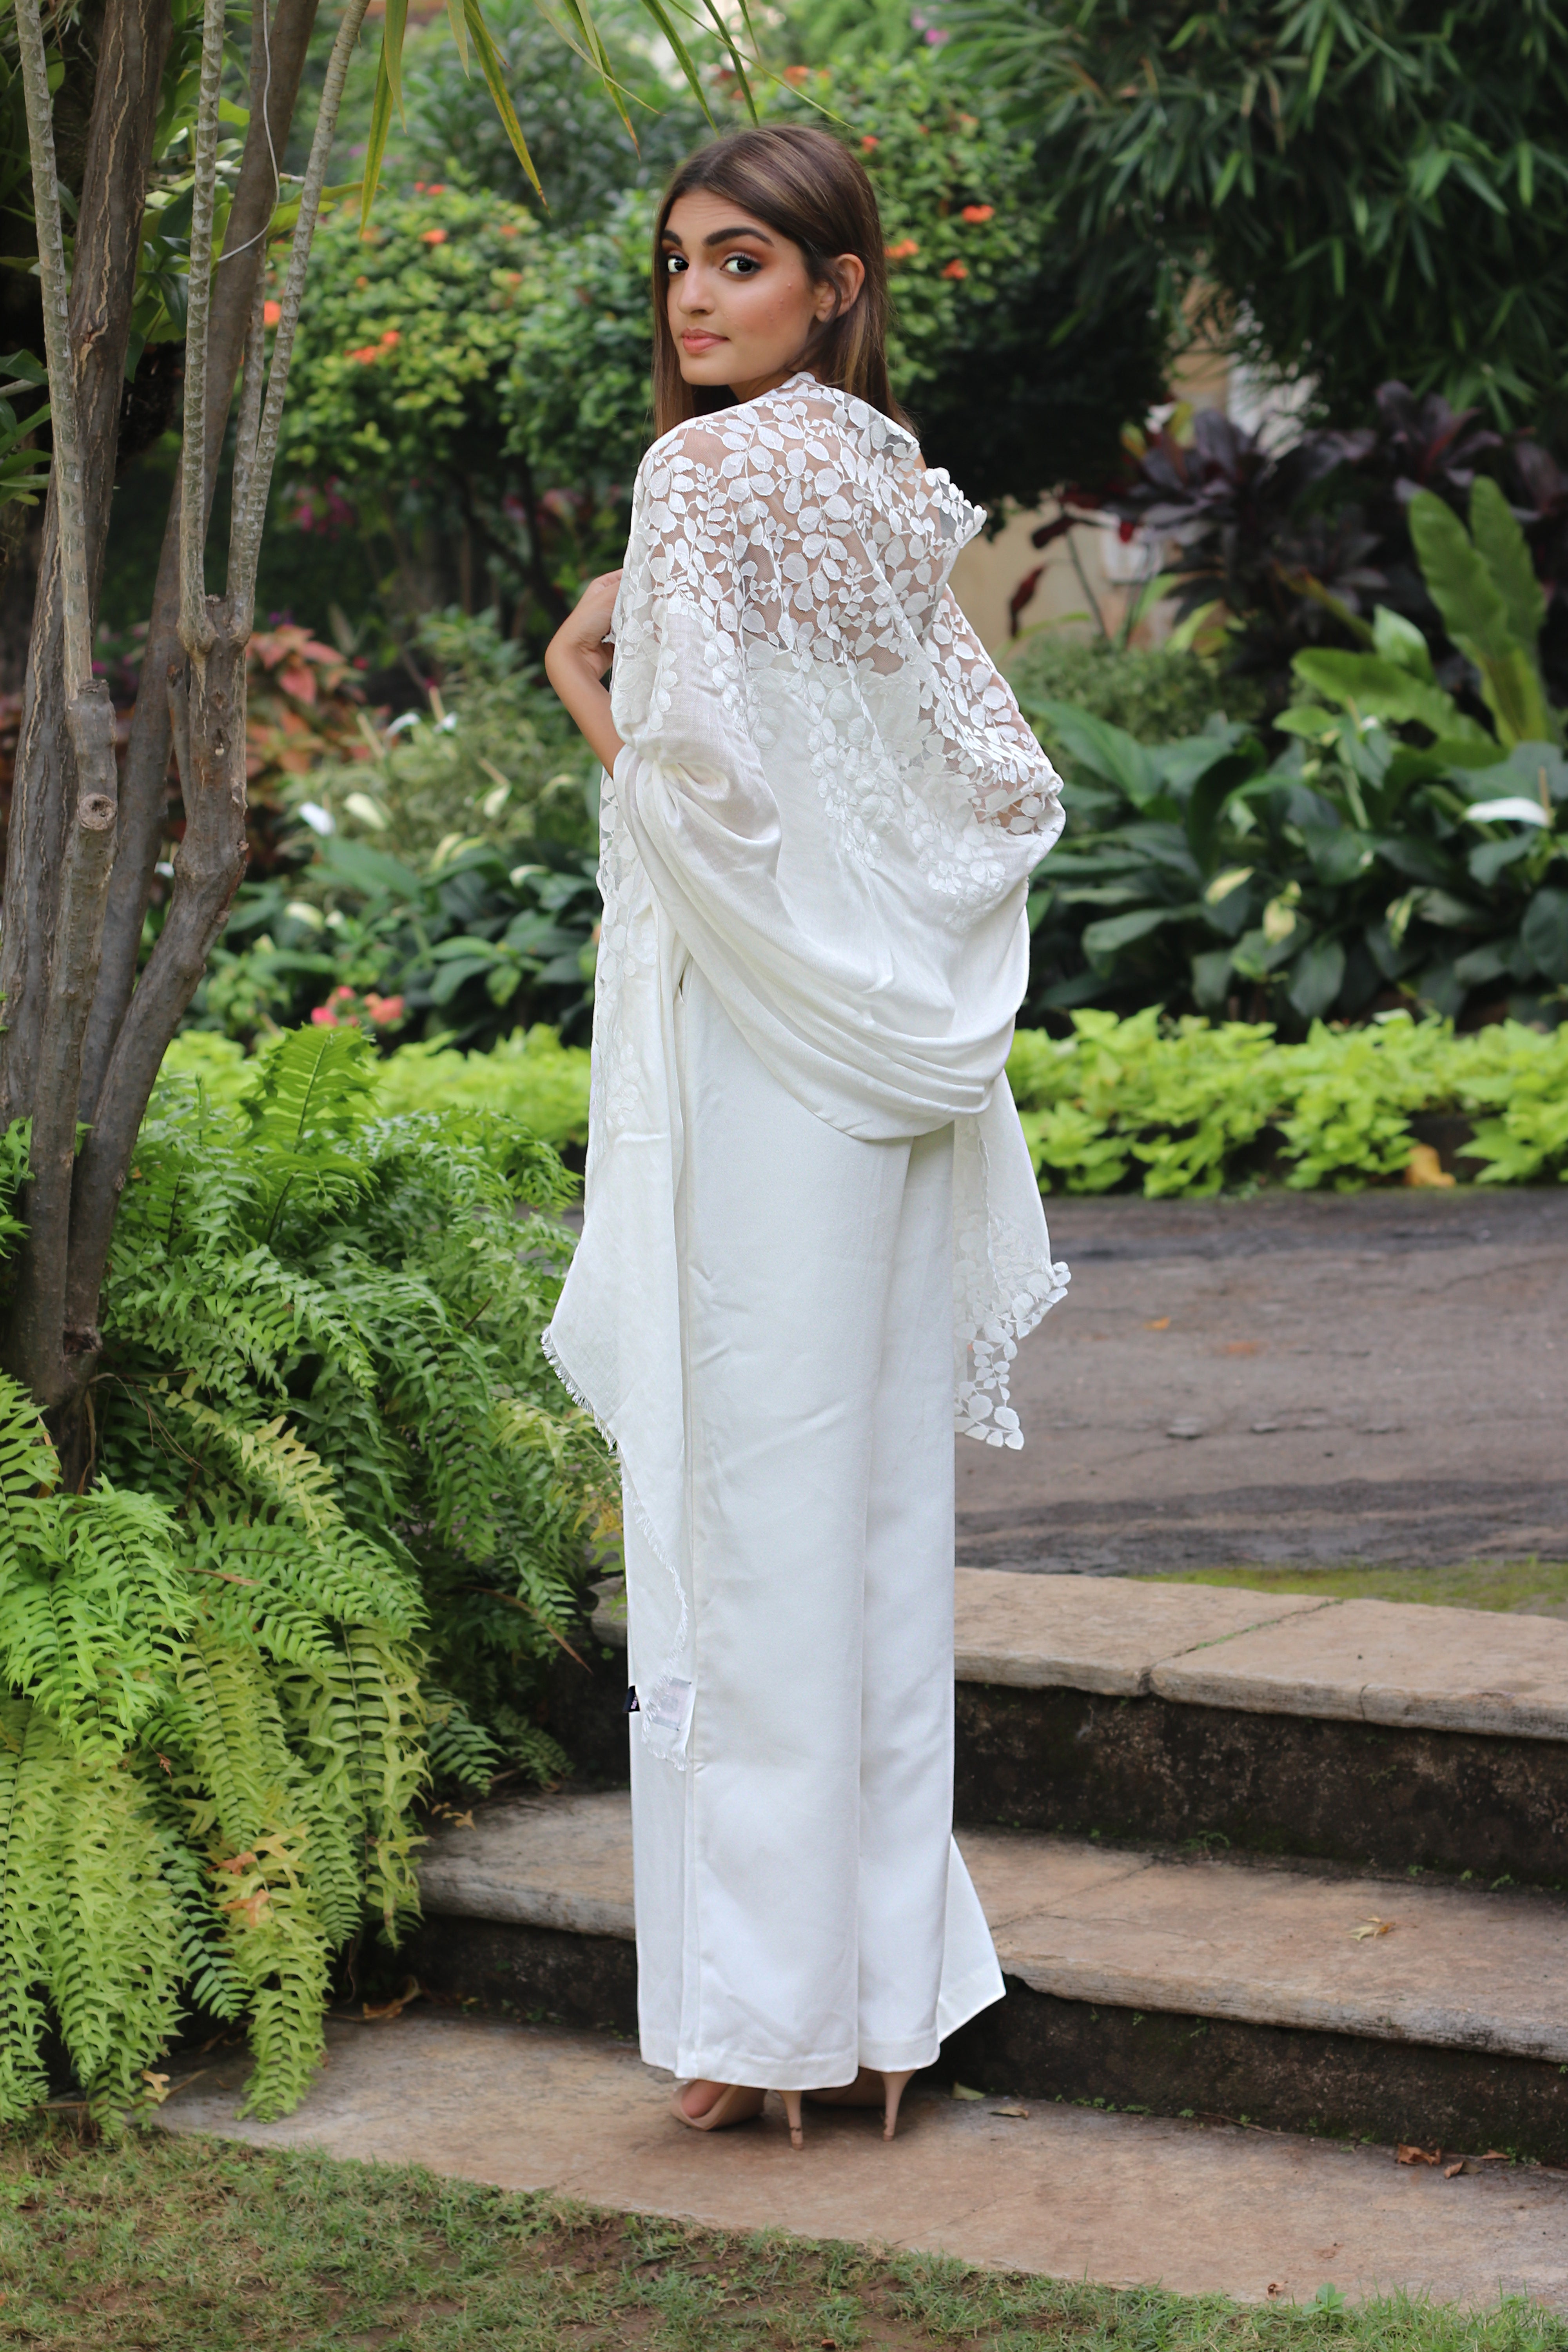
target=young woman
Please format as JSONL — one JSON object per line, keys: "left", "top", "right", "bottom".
{"left": 544, "top": 123, "right": 1067, "bottom": 2151}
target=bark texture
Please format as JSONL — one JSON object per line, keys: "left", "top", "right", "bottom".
{"left": 78, "top": 0, "right": 321, "bottom": 1124}
{"left": 65, "top": 615, "right": 250, "bottom": 1344}
{"left": 0, "top": 0, "right": 171, "bottom": 1131}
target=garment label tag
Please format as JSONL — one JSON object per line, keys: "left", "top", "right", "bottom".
{"left": 640, "top": 1673, "right": 694, "bottom": 1739}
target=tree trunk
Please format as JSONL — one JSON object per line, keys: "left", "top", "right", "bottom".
{"left": 77, "top": 0, "right": 321, "bottom": 1126}
{"left": 0, "top": 0, "right": 172, "bottom": 1133}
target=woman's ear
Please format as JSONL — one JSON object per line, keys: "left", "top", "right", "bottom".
{"left": 815, "top": 252, "right": 867, "bottom": 323}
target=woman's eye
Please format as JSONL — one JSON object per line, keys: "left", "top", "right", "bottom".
{"left": 664, "top": 253, "right": 687, "bottom": 275}
{"left": 723, "top": 254, "right": 761, "bottom": 276}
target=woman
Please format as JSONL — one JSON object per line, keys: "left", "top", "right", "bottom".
{"left": 543, "top": 124, "right": 1067, "bottom": 2151}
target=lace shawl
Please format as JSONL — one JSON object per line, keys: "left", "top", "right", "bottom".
{"left": 544, "top": 376, "right": 1069, "bottom": 1762}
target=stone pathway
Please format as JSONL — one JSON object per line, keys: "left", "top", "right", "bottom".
{"left": 963, "top": 1187, "right": 1568, "bottom": 1572}
{"left": 160, "top": 2012, "right": 1568, "bottom": 2312}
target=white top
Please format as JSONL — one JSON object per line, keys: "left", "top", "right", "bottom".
{"left": 545, "top": 374, "right": 1069, "bottom": 1759}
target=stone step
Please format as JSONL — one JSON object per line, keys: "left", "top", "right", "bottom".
{"left": 408, "top": 1790, "right": 1568, "bottom": 2165}
{"left": 160, "top": 2013, "right": 1568, "bottom": 2311}
{"left": 566, "top": 1571, "right": 1568, "bottom": 1883}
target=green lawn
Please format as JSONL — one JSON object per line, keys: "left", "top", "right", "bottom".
{"left": 4, "top": 2123, "right": 1563, "bottom": 2350}
{"left": 1152, "top": 1559, "right": 1568, "bottom": 1616}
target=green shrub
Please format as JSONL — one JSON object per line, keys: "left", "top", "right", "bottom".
{"left": 1004, "top": 637, "right": 1260, "bottom": 761}
{"left": 163, "top": 1025, "right": 594, "bottom": 1155}
{"left": 372, "top": 1027, "right": 591, "bottom": 1152}
{"left": 1007, "top": 1009, "right": 1568, "bottom": 1195}
{"left": 0, "top": 1027, "right": 608, "bottom": 2123}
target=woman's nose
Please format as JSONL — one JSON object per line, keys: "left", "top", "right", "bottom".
{"left": 674, "top": 269, "right": 711, "bottom": 315}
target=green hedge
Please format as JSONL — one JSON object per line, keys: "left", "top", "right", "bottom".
{"left": 167, "top": 1012, "right": 1567, "bottom": 1199}
{"left": 1009, "top": 1009, "right": 1568, "bottom": 1196}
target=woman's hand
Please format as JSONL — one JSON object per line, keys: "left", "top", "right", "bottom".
{"left": 545, "top": 570, "right": 626, "bottom": 773}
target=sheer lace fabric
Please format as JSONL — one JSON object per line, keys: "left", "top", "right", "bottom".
{"left": 546, "top": 376, "right": 1069, "bottom": 1762}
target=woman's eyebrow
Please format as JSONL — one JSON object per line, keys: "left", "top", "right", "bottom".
{"left": 703, "top": 225, "right": 774, "bottom": 248}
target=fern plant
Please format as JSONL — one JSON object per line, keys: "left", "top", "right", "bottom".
{"left": 0, "top": 1025, "right": 611, "bottom": 2124}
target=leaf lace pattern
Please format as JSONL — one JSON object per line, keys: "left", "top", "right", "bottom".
{"left": 611, "top": 374, "right": 1062, "bottom": 913}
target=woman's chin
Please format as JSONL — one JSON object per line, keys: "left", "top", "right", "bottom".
{"left": 678, "top": 352, "right": 736, "bottom": 387}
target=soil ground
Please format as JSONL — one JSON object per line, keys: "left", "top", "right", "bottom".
{"left": 959, "top": 1187, "right": 1568, "bottom": 1576}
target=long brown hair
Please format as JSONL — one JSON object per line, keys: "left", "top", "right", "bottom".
{"left": 651, "top": 124, "right": 906, "bottom": 439}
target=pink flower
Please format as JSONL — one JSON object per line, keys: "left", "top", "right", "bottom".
{"left": 310, "top": 1004, "right": 339, "bottom": 1027}
{"left": 263, "top": 299, "right": 282, "bottom": 326}
{"left": 942, "top": 259, "right": 969, "bottom": 280}
{"left": 860, "top": 134, "right": 879, "bottom": 152}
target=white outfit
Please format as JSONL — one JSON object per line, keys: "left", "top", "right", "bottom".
{"left": 545, "top": 376, "right": 1068, "bottom": 2086}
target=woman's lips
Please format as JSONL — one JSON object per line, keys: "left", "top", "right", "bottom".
{"left": 681, "top": 332, "right": 725, "bottom": 352}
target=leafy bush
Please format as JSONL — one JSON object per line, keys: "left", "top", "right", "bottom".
{"left": 184, "top": 615, "right": 600, "bottom": 1051}
{"left": 944, "top": 0, "right": 1568, "bottom": 437}
{"left": 311, "top": 610, "right": 597, "bottom": 866}
{"left": 0, "top": 1027, "right": 609, "bottom": 2123}
{"left": 1003, "top": 639, "right": 1259, "bottom": 769}
{"left": 163, "top": 1025, "right": 593, "bottom": 1154}
{"left": 1021, "top": 481, "right": 1568, "bottom": 1031}
{"left": 1102, "top": 386, "right": 1568, "bottom": 714}
{"left": 1007, "top": 1009, "right": 1568, "bottom": 1196}
{"left": 1020, "top": 691, "right": 1568, "bottom": 1032}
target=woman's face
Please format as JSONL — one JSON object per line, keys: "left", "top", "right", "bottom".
{"left": 661, "top": 189, "right": 864, "bottom": 404}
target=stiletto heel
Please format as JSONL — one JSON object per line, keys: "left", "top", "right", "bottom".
{"left": 881, "top": 2069, "right": 915, "bottom": 2141}
{"left": 780, "top": 2089, "right": 805, "bottom": 2149}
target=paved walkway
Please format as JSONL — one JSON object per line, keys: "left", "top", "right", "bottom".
{"left": 962, "top": 1188, "right": 1568, "bottom": 1572}
{"left": 161, "top": 2013, "right": 1568, "bottom": 2312}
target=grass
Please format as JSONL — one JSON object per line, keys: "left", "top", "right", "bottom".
{"left": 2, "top": 2122, "right": 1563, "bottom": 2350}
{"left": 1151, "top": 1559, "right": 1568, "bottom": 1615}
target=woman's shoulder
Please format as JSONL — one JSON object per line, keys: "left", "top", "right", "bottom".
{"left": 638, "top": 378, "right": 958, "bottom": 509}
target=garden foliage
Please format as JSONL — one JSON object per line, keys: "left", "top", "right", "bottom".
{"left": 943, "top": 0, "right": 1568, "bottom": 435}
{"left": 1007, "top": 1010, "right": 1568, "bottom": 1197}
{"left": 0, "top": 1026, "right": 610, "bottom": 2122}
{"left": 1100, "top": 387, "right": 1568, "bottom": 714}
{"left": 1021, "top": 477, "right": 1568, "bottom": 1031}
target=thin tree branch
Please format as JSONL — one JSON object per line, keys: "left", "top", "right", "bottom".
{"left": 66, "top": 0, "right": 368, "bottom": 1336}
{"left": 178, "top": 0, "right": 229, "bottom": 658}
{"left": 1, "top": 0, "right": 173, "bottom": 1142}
{"left": 12, "top": 0, "right": 91, "bottom": 693}
{"left": 79, "top": 0, "right": 319, "bottom": 1127}
{"left": 229, "top": 0, "right": 372, "bottom": 622}
{"left": 229, "top": 269, "right": 267, "bottom": 561}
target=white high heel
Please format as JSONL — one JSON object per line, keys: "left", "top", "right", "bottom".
{"left": 671, "top": 2081, "right": 806, "bottom": 2147}
{"left": 804, "top": 2065, "right": 918, "bottom": 2140}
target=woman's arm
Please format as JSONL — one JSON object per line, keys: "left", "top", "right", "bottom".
{"left": 544, "top": 569, "right": 625, "bottom": 773}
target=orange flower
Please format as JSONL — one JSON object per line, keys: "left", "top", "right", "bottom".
{"left": 354, "top": 274, "right": 369, "bottom": 290}
{"left": 498, "top": 222, "right": 519, "bottom": 237}
{"left": 420, "top": 227, "right": 448, "bottom": 246}
{"left": 263, "top": 299, "right": 282, "bottom": 326}
{"left": 348, "top": 343, "right": 381, "bottom": 363}
{"left": 885, "top": 238, "right": 920, "bottom": 261}
{"left": 783, "top": 64, "right": 809, "bottom": 84}
{"left": 942, "top": 259, "right": 968, "bottom": 279}
{"left": 860, "top": 134, "right": 880, "bottom": 152}
{"left": 960, "top": 204, "right": 994, "bottom": 223}
{"left": 379, "top": 327, "right": 400, "bottom": 345}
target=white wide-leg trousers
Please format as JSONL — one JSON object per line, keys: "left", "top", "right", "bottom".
{"left": 628, "top": 964, "right": 1004, "bottom": 2089}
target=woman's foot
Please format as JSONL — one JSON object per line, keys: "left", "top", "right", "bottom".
{"left": 804, "top": 2066, "right": 917, "bottom": 2140}
{"left": 670, "top": 2082, "right": 805, "bottom": 2146}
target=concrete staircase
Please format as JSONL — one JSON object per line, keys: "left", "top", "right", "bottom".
{"left": 408, "top": 1573, "right": 1568, "bottom": 2162}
